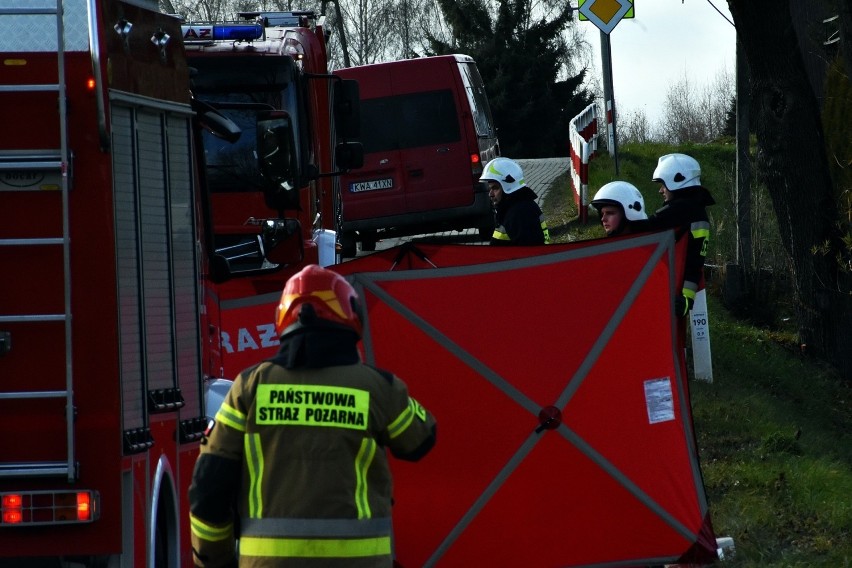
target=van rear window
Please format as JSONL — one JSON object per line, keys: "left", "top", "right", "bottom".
{"left": 458, "top": 62, "right": 495, "bottom": 138}
{"left": 360, "top": 90, "right": 460, "bottom": 153}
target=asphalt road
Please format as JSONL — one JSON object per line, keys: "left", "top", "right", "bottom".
{"left": 349, "top": 157, "right": 571, "bottom": 257}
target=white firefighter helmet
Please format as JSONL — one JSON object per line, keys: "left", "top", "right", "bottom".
{"left": 652, "top": 153, "right": 701, "bottom": 190}
{"left": 591, "top": 181, "right": 648, "bottom": 221}
{"left": 480, "top": 157, "right": 525, "bottom": 194}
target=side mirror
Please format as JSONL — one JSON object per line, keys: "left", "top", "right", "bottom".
{"left": 192, "top": 98, "right": 241, "bottom": 143}
{"left": 333, "top": 79, "right": 360, "bottom": 140}
{"left": 257, "top": 111, "right": 300, "bottom": 210}
{"left": 335, "top": 141, "right": 364, "bottom": 171}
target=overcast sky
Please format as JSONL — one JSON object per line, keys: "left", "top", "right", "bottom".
{"left": 580, "top": 0, "right": 737, "bottom": 126}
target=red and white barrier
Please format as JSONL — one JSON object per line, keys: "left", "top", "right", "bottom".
{"left": 569, "top": 103, "right": 599, "bottom": 223}
{"left": 605, "top": 99, "right": 616, "bottom": 158}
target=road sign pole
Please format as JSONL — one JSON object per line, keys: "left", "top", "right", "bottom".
{"left": 578, "top": 0, "right": 632, "bottom": 175}
{"left": 600, "top": 30, "right": 619, "bottom": 174}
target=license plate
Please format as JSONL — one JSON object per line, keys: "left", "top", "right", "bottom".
{"left": 349, "top": 178, "right": 393, "bottom": 192}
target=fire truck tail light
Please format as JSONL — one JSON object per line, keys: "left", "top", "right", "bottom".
{"left": 2, "top": 510, "right": 22, "bottom": 524}
{"left": 86, "top": 77, "right": 96, "bottom": 91}
{"left": 77, "top": 492, "right": 91, "bottom": 521}
{"left": 1, "top": 495, "right": 21, "bottom": 508}
{"left": 0, "top": 490, "right": 99, "bottom": 526}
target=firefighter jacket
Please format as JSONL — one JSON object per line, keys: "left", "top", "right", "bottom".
{"left": 189, "top": 329, "right": 437, "bottom": 568}
{"left": 631, "top": 186, "right": 715, "bottom": 313}
{"left": 491, "top": 186, "right": 550, "bottom": 246}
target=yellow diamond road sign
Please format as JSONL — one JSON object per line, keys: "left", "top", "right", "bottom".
{"left": 579, "top": 0, "right": 634, "bottom": 34}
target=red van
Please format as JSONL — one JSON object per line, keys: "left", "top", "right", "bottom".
{"left": 335, "top": 54, "right": 499, "bottom": 256}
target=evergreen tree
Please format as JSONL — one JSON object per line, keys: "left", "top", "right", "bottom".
{"left": 428, "top": 0, "right": 593, "bottom": 158}
{"left": 723, "top": 95, "right": 736, "bottom": 138}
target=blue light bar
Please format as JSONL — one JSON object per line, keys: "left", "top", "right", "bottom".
{"left": 182, "top": 24, "right": 264, "bottom": 42}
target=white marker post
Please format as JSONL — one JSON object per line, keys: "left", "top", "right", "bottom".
{"left": 689, "top": 289, "right": 713, "bottom": 382}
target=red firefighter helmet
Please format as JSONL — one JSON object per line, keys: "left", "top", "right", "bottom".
{"left": 275, "top": 264, "right": 363, "bottom": 338}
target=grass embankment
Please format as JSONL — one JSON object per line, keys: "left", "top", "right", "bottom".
{"left": 541, "top": 143, "right": 852, "bottom": 567}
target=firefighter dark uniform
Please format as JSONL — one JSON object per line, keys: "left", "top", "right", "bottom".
{"left": 631, "top": 153, "right": 715, "bottom": 316}
{"left": 491, "top": 186, "right": 550, "bottom": 245}
{"left": 480, "top": 157, "right": 550, "bottom": 246}
{"left": 188, "top": 265, "right": 437, "bottom": 567}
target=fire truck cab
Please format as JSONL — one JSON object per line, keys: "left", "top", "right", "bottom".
{"left": 181, "top": 10, "right": 362, "bottom": 379}
{"left": 0, "top": 1, "right": 341, "bottom": 566}
{"left": 181, "top": 12, "right": 361, "bottom": 267}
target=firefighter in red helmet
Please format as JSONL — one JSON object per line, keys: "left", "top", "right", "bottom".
{"left": 189, "top": 264, "right": 437, "bottom": 567}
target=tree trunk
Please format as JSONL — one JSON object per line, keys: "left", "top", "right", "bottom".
{"left": 727, "top": 0, "right": 852, "bottom": 381}
{"left": 840, "top": 0, "right": 852, "bottom": 78}
{"left": 735, "top": 39, "right": 752, "bottom": 279}
{"left": 330, "top": 0, "right": 351, "bottom": 68}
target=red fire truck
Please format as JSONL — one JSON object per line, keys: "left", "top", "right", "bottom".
{"left": 180, "top": 10, "right": 361, "bottom": 379}
{"left": 0, "top": 2, "right": 356, "bottom": 566}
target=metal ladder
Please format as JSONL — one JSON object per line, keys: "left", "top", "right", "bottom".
{"left": 0, "top": 1, "right": 76, "bottom": 482}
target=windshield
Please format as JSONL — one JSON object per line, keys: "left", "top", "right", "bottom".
{"left": 200, "top": 98, "right": 272, "bottom": 192}
{"left": 191, "top": 57, "right": 304, "bottom": 193}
